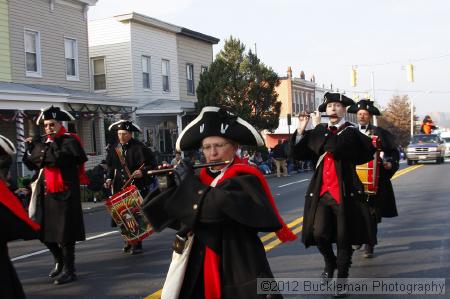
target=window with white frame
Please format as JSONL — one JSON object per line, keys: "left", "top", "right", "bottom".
{"left": 92, "top": 57, "right": 106, "bottom": 91}
{"left": 186, "top": 63, "right": 194, "bottom": 95}
{"left": 24, "top": 30, "right": 41, "bottom": 76}
{"left": 142, "top": 56, "right": 151, "bottom": 89}
{"left": 162, "top": 59, "right": 170, "bottom": 92}
{"left": 65, "top": 38, "right": 78, "bottom": 79}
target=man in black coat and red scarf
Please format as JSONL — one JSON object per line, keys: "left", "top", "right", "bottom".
{"left": 23, "top": 106, "right": 88, "bottom": 285}
{"left": 0, "top": 135, "right": 40, "bottom": 299}
{"left": 105, "top": 120, "right": 156, "bottom": 254}
{"left": 291, "top": 93, "right": 376, "bottom": 296}
{"left": 144, "top": 106, "right": 296, "bottom": 299}
{"left": 347, "top": 99, "right": 399, "bottom": 258}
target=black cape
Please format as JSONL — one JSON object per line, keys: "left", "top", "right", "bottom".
{"left": 105, "top": 138, "right": 156, "bottom": 194}
{"left": 147, "top": 172, "right": 283, "bottom": 299}
{"left": 23, "top": 133, "right": 88, "bottom": 243}
{"left": 291, "top": 123, "right": 377, "bottom": 247}
{"left": 0, "top": 199, "right": 38, "bottom": 299}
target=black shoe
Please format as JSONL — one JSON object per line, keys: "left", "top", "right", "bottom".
{"left": 48, "top": 262, "right": 63, "bottom": 278}
{"left": 320, "top": 265, "right": 336, "bottom": 285}
{"left": 122, "top": 243, "right": 131, "bottom": 253}
{"left": 54, "top": 272, "right": 77, "bottom": 285}
{"left": 334, "top": 277, "right": 348, "bottom": 298}
{"left": 130, "top": 247, "right": 143, "bottom": 255}
{"left": 363, "top": 244, "right": 374, "bottom": 258}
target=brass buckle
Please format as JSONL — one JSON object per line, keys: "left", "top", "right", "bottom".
{"left": 172, "top": 235, "right": 186, "bottom": 254}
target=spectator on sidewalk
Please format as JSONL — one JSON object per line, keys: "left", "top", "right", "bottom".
{"left": 272, "top": 139, "right": 288, "bottom": 177}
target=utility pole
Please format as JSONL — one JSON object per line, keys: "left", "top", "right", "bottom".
{"left": 407, "top": 64, "right": 415, "bottom": 136}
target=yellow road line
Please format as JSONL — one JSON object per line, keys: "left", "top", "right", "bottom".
{"left": 264, "top": 224, "right": 302, "bottom": 252}
{"left": 392, "top": 164, "right": 423, "bottom": 180}
{"left": 146, "top": 164, "right": 423, "bottom": 298}
{"left": 260, "top": 216, "right": 303, "bottom": 242}
{"left": 146, "top": 289, "right": 162, "bottom": 299}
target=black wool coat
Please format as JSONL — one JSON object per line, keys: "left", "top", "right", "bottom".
{"left": 149, "top": 173, "right": 283, "bottom": 299}
{"left": 106, "top": 139, "right": 156, "bottom": 194}
{"left": 24, "top": 134, "right": 88, "bottom": 243}
{"left": 291, "top": 123, "right": 377, "bottom": 247}
{"left": 365, "top": 124, "right": 399, "bottom": 219}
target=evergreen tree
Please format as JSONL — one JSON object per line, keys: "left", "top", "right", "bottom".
{"left": 196, "top": 36, "right": 281, "bottom": 131}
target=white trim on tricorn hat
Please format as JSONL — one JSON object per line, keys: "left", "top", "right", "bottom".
{"left": 108, "top": 120, "right": 142, "bottom": 132}
{"left": 176, "top": 106, "right": 265, "bottom": 151}
{"left": 0, "top": 134, "right": 16, "bottom": 155}
{"left": 36, "top": 105, "right": 75, "bottom": 125}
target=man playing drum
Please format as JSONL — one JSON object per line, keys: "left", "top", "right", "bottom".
{"left": 347, "top": 99, "right": 399, "bottom": 258}
{"left": 105, "top": 120, "right": 156, "bottom": 254}
{"left": 291, "top": 92, "right": 375, "bottom": 297}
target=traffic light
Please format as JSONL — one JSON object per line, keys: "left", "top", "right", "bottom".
{"left": 407, "top": 64, "right": 414, "bottom": 82}
{"left": 350, "top": 67, "right": 357, "bottom": 87}
{"left": 287, "top": 113, "right": 292, "bottom": 125}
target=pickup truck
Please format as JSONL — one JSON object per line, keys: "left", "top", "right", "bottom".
{"left": 406, "top": 134, "right": 446, "bottom": 165}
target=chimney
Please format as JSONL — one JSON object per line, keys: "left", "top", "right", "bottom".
{"left": 287, "top": 66, "right": 292, "bottom": 78}
{"left": 300, "top": 70, "right": 305, "bottom": 79}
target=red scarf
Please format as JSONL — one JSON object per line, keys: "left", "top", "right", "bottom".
{"left": 199, "top": 156, "right": 297, "bottom": 299}
{"left": 0, "top": 180, "right": 40, "bottom": 231}
{"left": 44, "top": 126, "right": 89, "bottom": 193}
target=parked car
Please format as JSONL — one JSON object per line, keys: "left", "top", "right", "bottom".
{"left": 406, "top": 134, "right": 446, "bottom": 165}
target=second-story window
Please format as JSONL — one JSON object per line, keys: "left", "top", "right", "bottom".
{"left": 92, "top": 57, "right": 106, "bottom": 91}
{"left": 24, "top": 30, "right": 41, "bottom": 77}
{"left": 142, "top": 56, "right": 151, "bottom": 89}
{"left": 186, "top": 63, "right": 194, "bottom": 95}
{"left": 65, "top": 38, "right": 79, "bottom": 80}
{"left": 162, "top": 59, "right": 170, "bottom": 92}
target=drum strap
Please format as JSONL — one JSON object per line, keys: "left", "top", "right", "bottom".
{"left": 115, "top": 147, "right": 132, "bottom": 178}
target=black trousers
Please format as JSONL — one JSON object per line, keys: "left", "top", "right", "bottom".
{"left": 313, "top": 192, "right": 352, "bottom": 277}
{"left": 45, "top": 242, "right": 76, "bottom": 273}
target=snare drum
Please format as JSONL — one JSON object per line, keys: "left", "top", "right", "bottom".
{"left": 105, "top": 185, "right": 153, "bottom": 244}
{"left": 356, "top": 136, "right": 381, "bottom": 195}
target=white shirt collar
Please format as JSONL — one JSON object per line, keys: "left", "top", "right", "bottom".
{"left": 328, "top": 118, "right": 346, "bottom": 129}
{"left": 358, "top": 123, "right": 370, "bottom": 131}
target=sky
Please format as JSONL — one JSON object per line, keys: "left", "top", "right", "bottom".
{"left": 88, "top": 0, "right": 450, "bottom": 116}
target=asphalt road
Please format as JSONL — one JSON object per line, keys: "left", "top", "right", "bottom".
{"left": 9, "top": 160, "right": 450, "bottom": 298}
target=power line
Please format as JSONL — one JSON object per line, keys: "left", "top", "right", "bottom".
{"left": 348, "top": 53, "right": 450, "bottom": 68}
{"left": 351, "top": 89, "right": 450, "bottom": 94}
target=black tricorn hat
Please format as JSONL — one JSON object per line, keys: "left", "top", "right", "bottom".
{"left": 0, "top": 135, "right": 16, "bottom": 156}
{"left": 347, "top": 99, "right": 381, "bottom": 116}
{"left": 108, "top": 120, "right": 142, "bottom": 132}
{"left": 318, "top": 92, "right": 355, "bottom": 112}
{"left": 176, "top": 106, "right": 265, "bottom": 151}
{"left": 36, "top": 106, "right": 75, "bottom": 124}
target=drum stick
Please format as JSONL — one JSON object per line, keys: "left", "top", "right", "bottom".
{"left": 122, "top": 163, "right": 145, "bottom": 190}
{"left": 147, "top": 160, "right": 231, "bottom": 176}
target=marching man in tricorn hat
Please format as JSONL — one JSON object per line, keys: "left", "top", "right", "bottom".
{"left": 23, "top": 106, "right": 88, "bottom": 285}
{"left": 105, "top": 119, "right": 156, "bottom": 254}
{"left": 291, "top": 92, "right": 376, "bottom": 297}
{"left": 147, "top": 106, "right": 296, "bottom": 299}
{"left": 347, "top": 99, "right": 399, "bottom": 258}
